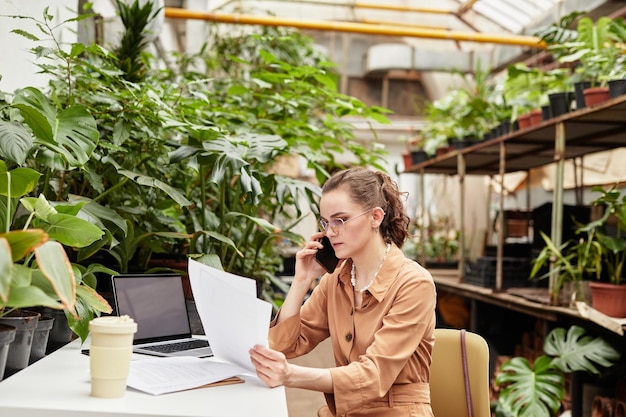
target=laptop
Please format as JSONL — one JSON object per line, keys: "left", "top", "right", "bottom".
{"left": 111, "top": 273, "right": 213, "bottom": 358}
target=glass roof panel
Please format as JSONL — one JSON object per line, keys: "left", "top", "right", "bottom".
{"left": 473, "top": 0, "right": 560, "bottom": 34}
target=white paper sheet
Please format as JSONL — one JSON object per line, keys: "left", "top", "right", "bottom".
{"left": 127, "top": 356, "right": 246, "bottom": 395}
{"left": 188, "top": 259, "right": 272, "bottom": 374}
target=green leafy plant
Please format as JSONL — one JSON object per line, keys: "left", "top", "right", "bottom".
{"left": 2, "top": 4, "right": 392, "bottom": 311}
{"left": 504, "top": 63, "right": 571, "bottom": 115}
{"left": 495, "top": 325, "right": 620, "bottom": 417}
{"left": 531, "top": 185, "right": 626, "bottom": 304}
{"left": 0, "top": 161, "right": 112, "bottom": 342}
{"left": 404, "top": 211, "right": 459, "bottom": 263}
{"left": 530, "top": 229, "right": 602, "bottom": 305}
{"left": 548, "top": 16, "right": 623, "bottom": 87}
{"left": 583, "top": 185, "right": 626, "bottom": 286}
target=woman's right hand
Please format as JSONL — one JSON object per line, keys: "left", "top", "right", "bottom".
{"left": 292, "top": 232, "right": 328, "bottom": 288}
{"left": 275, "top": 232, "right": 331, "bottom": 324}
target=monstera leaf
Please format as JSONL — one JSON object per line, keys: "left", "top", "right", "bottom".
{"left": 496, "top": 355, "right": 564, "bottom": 417}
{"left": 496, "top": 326, "right": 620, "bottom": 417}
{"left": 544, "top": 326, "right": 620, "bottom": 374}
{"left": 11, "top": 86, "right": 98, "bottom": 168}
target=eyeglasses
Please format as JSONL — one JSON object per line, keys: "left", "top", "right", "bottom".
{"left": 319, "top": 210, "right": 371, "bottom": 234}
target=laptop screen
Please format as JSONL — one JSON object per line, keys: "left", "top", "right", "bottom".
{"left": 112, "top": 274, "right": 192, "bottom": 343}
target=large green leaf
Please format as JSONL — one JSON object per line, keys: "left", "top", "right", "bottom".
{"left": 4, "top": 285, "right": 64, "bottom": 311}
{"left": 0, "top": 120, "right": 34, "bottom": 165}
{"left": 75, "top": 284, "right": 112, "bottom": 314}
{"left": 0, "top": 167, "right": 41, "bottom": 198}
{"left": 68, "top": 285, "right": 113, "bottom": 343}
{"left": 101, "top": 155, "right": 191, "bottom": 207}
{"left": 69, "top": 195, "right": 129, "bottom": 236}
{"left": 496, "top": 355, "right": 565, "bottom": 417}
{"left": 33, "top": 240, "right": 76, "bottom": 314}
{"left": 12, "top": 87, "right": 98, "bottom": 167}
{"left": 0, "top": 229, "right": 48, "bottom": 261}
{"left": 544, "top": 326, "right": 621, "bottom": 374}
{"left": 577, "top": 17, "right": 614, "bottom": 55}
{"left": 11, "top": 87, "right": 54, "bottom": 141}
{"left": 0, "top": 238, "right": 12, "bottom": 303}
{"left": 38, "top": 213, "right": 105, "bottom": 248}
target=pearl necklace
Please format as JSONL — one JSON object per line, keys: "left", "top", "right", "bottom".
{"left": 351, "top": 243, "right": 391, "bottom": 293}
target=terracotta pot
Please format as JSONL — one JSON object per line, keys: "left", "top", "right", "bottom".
{"left": 592, "top": 396, "right": 615, "bottom": 417}
{"left": 583, "top": 87, "right": 610, "bottom": 107}
{"left": 435, "top": 146, "right": 453, "bottom": 157}
{"left": 517, "top": 112, "right": 532, "bottom": 129}
{"left": 529, "top": 109, "right": 543, "bottom": 125}
{"left": 402, "top": 153, "right": 412, "bottom": 170}
{"left": 589, "top": 281, "right": 626, "bottom": 318}
{"left": 615, "top": 401, "right": 626, "bottom": 417}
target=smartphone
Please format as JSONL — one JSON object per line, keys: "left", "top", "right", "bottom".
{"left": 315, "top": 236, "right": 340, "bottom": 273}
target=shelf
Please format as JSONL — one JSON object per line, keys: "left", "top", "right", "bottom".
{"left": 405, "top": 94, "right": 626, "bottom": 176}
{"left": 432, "top": 271, "right": 626, "bottom": 337}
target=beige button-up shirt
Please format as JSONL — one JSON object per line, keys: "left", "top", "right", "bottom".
{"left": 269, "top": 245, "right": 437, "bottom": 416}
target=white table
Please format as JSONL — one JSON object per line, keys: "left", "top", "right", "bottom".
{"left": 0, "top": 339, "right": 288, "bottom": 417}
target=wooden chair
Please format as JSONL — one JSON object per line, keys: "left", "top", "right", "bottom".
{"left": 430, "top": 328, "right": 491, "bottom": 417}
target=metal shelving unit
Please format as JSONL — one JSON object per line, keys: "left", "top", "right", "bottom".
{"left": 405, "top": 94, "right": 626, "bottom": 294}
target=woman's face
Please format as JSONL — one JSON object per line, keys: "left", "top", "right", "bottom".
{"left": 319, "top": 187, "right": 373, "bottom": 259}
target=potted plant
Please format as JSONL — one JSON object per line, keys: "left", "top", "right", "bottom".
{"left": 549, "top": 16, "right": 623, "bottom": 107}
{"left": 531, "top": 185, "right": 626, "bottom": 316}
{"left": 450, "top": 61, "right": 498, "bottom": 145}
{"left": 405, "top": 211, "right": 460, "bottom": 268}
{"left": 0, "top": 161, "right": 112, "bottom": 376}
{"left": 535, "top": 11, "right": 588, "bottom": 109}
{"left": 529, "top": 227, "right": 601, "bottom": 307}
{"left": 400, "top": 134, "right": 429, "bottom": 170}
{"left": 582, "top": 185, "right": 626, "bottom": 318}
{"left": 494, "top": 325, "right": 620, "bottom": 417}
{"left": 504, "top": 63, "right": 571, "bottom": 126}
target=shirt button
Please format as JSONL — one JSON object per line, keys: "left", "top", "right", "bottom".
{"left": 345, "top": 333, "right": 353, "bottom": 342}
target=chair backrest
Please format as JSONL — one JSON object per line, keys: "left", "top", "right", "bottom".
{"left": 430, "top": 328, "right": 491, "bottom": 417}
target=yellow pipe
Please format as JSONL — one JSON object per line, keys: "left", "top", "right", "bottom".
{"left": 164, "top": 7, "right": 546, "bottom": 48}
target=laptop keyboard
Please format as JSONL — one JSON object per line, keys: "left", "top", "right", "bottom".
{"left": 141, "top": 339, "right": 210, "bottom": 353}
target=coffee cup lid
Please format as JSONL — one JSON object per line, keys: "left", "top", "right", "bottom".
{"left": 89, "top": 315, "right": 137, "bottom": 334}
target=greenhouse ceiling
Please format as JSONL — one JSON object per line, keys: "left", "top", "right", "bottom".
{"left": 161, "top": 0, "right": 626, "bottom": 73}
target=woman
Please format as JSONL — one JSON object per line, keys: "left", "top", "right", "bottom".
{"left": 249, "top": 167, "right": 437, "bottom": 416}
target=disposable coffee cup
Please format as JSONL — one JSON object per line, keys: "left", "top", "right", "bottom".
{"left": 89, "top": 315, "right": 137, "bottom": 398}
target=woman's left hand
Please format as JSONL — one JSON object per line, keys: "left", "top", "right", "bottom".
{"left": 249, "top": 345, "right": 290, "bottom": 388}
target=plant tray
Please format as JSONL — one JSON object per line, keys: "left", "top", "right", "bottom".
{"left": 463, "top": 256, "right": 532, "bottom": 289}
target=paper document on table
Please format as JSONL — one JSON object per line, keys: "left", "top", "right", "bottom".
{"left": 127, "top": 356, "right": 246, "bottom": 395}
{"left": 188, "top": 259, "right": 272, "bottom": 374}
